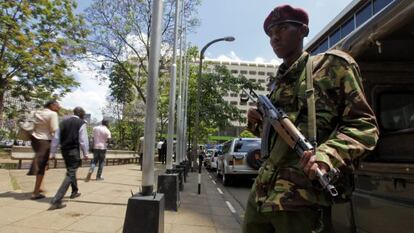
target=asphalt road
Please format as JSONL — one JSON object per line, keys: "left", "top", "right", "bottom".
{"left": 206, "top": 168, "right": 254, "bottom": 212}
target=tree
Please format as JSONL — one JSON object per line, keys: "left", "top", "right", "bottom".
{"left": 83, "top": 0, "right": 201, "bottom": 104}
{"left": 0, "top": 0, "right": 87, "bottom": 127}
{"left": 185, "top": 46, "right": 263, "bottom": 143}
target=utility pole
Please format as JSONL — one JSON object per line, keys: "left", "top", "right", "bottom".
{"left": 123, "top": 0, "right": 165, "bottom": 232}
{"left": 166, "top": 0, "right": 180, "bottom": 170}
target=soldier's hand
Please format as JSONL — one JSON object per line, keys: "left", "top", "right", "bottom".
{"left": 247, "top": 108, "right": 263, "bottom": 125}
{"left": 299, "top": 151, "right": 330, "bottom": 180}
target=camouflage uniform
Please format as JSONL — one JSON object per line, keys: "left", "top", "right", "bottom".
{"left": 243, "top": 50, "right": 379, "bottom": 233}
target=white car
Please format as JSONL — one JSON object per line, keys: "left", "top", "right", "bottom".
{"left": 217, "top": 138, "right": 262, "bottom": 186}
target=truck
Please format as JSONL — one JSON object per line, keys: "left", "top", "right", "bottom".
{"left": 305, "top": 0, "right": 414, "bottom": 232}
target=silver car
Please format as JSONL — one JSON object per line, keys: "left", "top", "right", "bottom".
{"left": 217, "top": 138, "right": 261, "bottom": 186}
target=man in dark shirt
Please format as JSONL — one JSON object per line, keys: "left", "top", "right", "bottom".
{"left": 49, "top": 107, "right": 89, "bottom": 210}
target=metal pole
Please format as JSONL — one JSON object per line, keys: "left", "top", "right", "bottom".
{"left": 176, "top": 3, "right": 184, "bottom": 164}
{"left": 141, "top": 0, "right": 163, "bottom": 196}
{"left": 166, "top": 0, "right": 180, "bottom": 171}
{"left": 193, "top": 36, "right": 235, "bottom": 174}
{"left": 183, "top": 48, "right": 190, "bottom": 161}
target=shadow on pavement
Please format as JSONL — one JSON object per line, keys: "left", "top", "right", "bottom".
{"left": 0, "top": 191, "right": 53, "bottom": 203}
{"left": 71, "top": 199, "right": 127, "bottom": 206}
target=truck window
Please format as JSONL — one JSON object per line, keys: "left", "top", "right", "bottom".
{"left": 379, "top": 92, "right": 414, "bottom": 131}
{"left": 369, "top": 91, "right": 414, "bottom": 163}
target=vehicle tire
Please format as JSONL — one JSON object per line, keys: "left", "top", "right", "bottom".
{"left": 216, "top": 162, "right": 222, "bottom": 178}
{"left": 222, "top": 172, "right": 232, "bottom": 186}
{"left": 246, "top": 148, "right": 263, "bottom": 170}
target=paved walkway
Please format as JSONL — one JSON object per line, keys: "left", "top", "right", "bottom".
{"left": 0, "top": 162, "right": 242, "bottom": 233}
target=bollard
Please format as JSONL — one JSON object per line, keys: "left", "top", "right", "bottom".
{"left": 198, "top": 156, "right": 202, "bottom": 194}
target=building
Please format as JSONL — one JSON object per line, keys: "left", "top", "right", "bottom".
{"left": 204, "top": 59, "right": 279, "bottom": 135}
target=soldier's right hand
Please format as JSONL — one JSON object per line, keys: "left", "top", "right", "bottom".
{"left": 247, "top": 108, "right": 263, "bottom": 125}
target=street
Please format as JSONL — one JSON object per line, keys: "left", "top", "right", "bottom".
{"left": 205, "top": 169, "right": 255, "bottom": 217}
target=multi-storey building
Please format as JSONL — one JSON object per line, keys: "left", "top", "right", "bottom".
{"left": 204, "top": 59, "right": 279, "bottom": 135}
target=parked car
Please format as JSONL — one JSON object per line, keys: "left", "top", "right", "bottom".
{"left": 204, "top": 148, "right": 217, "bottom": 169}
{"left": 217, "top": 138, "right": 261, "bottom": 186}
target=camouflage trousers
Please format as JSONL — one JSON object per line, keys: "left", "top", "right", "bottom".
{"left": 242, "top": 191, "right": 332, "bottom": 233}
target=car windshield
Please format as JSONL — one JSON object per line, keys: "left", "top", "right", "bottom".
{"left": 234, "top": 140, "right": 261, "bottom": 153}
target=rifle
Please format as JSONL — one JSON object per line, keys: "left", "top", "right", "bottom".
{"left": 241, "top": 88, "right": 340, "bottom": 197}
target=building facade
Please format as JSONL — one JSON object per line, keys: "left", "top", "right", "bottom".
{"left": 204, "top": 59, "right": 279, "bottom": 135}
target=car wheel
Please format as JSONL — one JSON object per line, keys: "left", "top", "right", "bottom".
{"left": 216, "top": 162, "right": 222, "bottom": 178}
{"left": 222, "top": 172, "right": 232, "bottom": 186}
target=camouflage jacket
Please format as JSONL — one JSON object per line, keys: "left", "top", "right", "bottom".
{"left": 252, "top": 50, "right": 379, "bottom": 212}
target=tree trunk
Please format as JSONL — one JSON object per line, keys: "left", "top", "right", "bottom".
{"left": 0, "top": 90, "right": 5, "bottom": 128}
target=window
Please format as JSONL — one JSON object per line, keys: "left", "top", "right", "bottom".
{"left": 329, "top": 28, "right": 341, "bottom": 47}
{"left": 230, "top": 101, "right": 238, "bottom": 105}
{"left": 231, "top": 70, "right": 238, "bottom": 74}
{"left": 258, "top": 79, "right": 266, "bottom": 83}
{"left": 373, "top": 0, "right": 393, "bottom": 14}
{"left": 249, "top": 71, "right": 257, "bottom": 75}
{"left": 249, "top": 102, "right": 255, "bottom": 106}
{"left": 356, "top": 2, "right": 372, "bottom": 27}
{"left": 222, "top": 141, "right": 232, "bottom": 154}
{"left": 266, "top": 72, "right": 275, "bottom": 76}
{"left": 341, "top": 17, "right": 355, "bottom": 38}
{"left": 249, "top": 78, "right": 256, "bottom": 82}
{"left": 368, "top": 91, "right": 414, "bottom": 163}
{"left": 240, "top": 101, "right": 247, "bottom": 106}
{"left": 379, "top": 92, "right": 414, "bottom": 131}
{"left": 230, "top": 93, "right": 238, "bottom": 97}
{"left": 317, "top": 39, "right": 329, "bottom": 53}
{"left": 233, "top": 140, "right": 261, "bottom": 153}
{"left": 258, "top": 71, "right": 265, "bottom": 76}
{"left": 240, "top": 70, "right": 247, "bottom": 74}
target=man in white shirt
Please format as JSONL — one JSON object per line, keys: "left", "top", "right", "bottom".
{"left": 157, "top": 140, "right": 164, "bottom": 162}
{"left": 85, "top": 119, "right": 111, "bottom": 181}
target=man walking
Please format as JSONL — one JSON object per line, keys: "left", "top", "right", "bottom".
{"left": 85, "top": 119, "right": 111, "bottom": 181}
{"left": 243, "top": 4, "right": 379, "bottom": 233}
{"left": 29, "top": 100, "right": 60, "bottom": 200}
{"left": 49, "top": 107, "right": 89, "bottom": 210}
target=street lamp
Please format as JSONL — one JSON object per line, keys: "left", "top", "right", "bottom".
{"left": 193, "top": 36, "right": 235, "bottom": 174}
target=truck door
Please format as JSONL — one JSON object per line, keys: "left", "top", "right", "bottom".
{"left": 352, "top": 91, "right": 414, "bottom": 233}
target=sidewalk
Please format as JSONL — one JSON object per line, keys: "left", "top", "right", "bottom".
{"left": 0, "top": 162, "right": 242, "bottom": 233}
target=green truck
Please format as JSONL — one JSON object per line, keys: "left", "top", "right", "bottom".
{"left": 305, "top": 0, "right": 414, "bottom": 232}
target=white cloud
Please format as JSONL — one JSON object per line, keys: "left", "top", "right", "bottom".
{"left": 206, "top": 51, "right": 281, "bottom": 65}
{"left": 207, "top": 51, "right": 242, "bottom": 61}
{"left": 62, "top": 60, "right": 109, "bottom": 121}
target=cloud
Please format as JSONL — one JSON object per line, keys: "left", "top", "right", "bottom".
{"left": 206, "top": 51, "right": 242, "bottom": 61}
{"left": 206, "top": 51, "right": 281, "bottom": 65}
{"left": 62, "top": 60, "right": 109, "bottom": 121}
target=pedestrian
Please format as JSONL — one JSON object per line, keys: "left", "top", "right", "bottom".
{"left": 160, "top": 138, "right": 167, "bottom": 164}
{"left": 49, "top": 107, "right": 89, "bottom": 210}
{"left": 157, "top": 139, "right": 164, "bottom": 162}
{"left": 85, "top": 119, "right": 111, "bottom": 181}
{"left": 28, "top": 100, "right": 60, "bottom": 200}
{"left": 243, "top": 4, "right": 379, "bottom": 233}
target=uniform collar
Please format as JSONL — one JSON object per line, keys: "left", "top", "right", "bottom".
{"left": 275, "top": 52, "right": 309, "bottom": 83}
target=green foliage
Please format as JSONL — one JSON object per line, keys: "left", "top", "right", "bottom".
{"left": 185, "top": 46, "right": 263, "bottom": 143}
{"left": 0, "top": 0, "right": 87, "bottom": 125}
{"left": 239, "top": 129, "right": 257, "bottom": 138}
{"left": 108, "top": 62, "right": 136, "bottom": 104}
{"left": 83, "top": 0, "right": 201, "bottom": 104}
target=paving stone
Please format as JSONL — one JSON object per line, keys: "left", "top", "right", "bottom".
{"left": 64, "top": 215, "right": 123, "bottom": 233}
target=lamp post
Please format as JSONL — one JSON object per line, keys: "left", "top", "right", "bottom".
{"left": 193, "top": 36, "right": 235, "bottom": 188}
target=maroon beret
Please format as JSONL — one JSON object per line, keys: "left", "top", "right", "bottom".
{"left": 263, "top": 4, "right": 309, "bottom": 36}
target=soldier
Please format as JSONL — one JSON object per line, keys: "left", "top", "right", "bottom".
{"left": 243, "top": 4, "right": 379, "bottom": 233}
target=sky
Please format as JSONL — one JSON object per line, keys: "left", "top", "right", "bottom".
{"left": 65, "top": 0, "right": 352, "bottom": 120}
